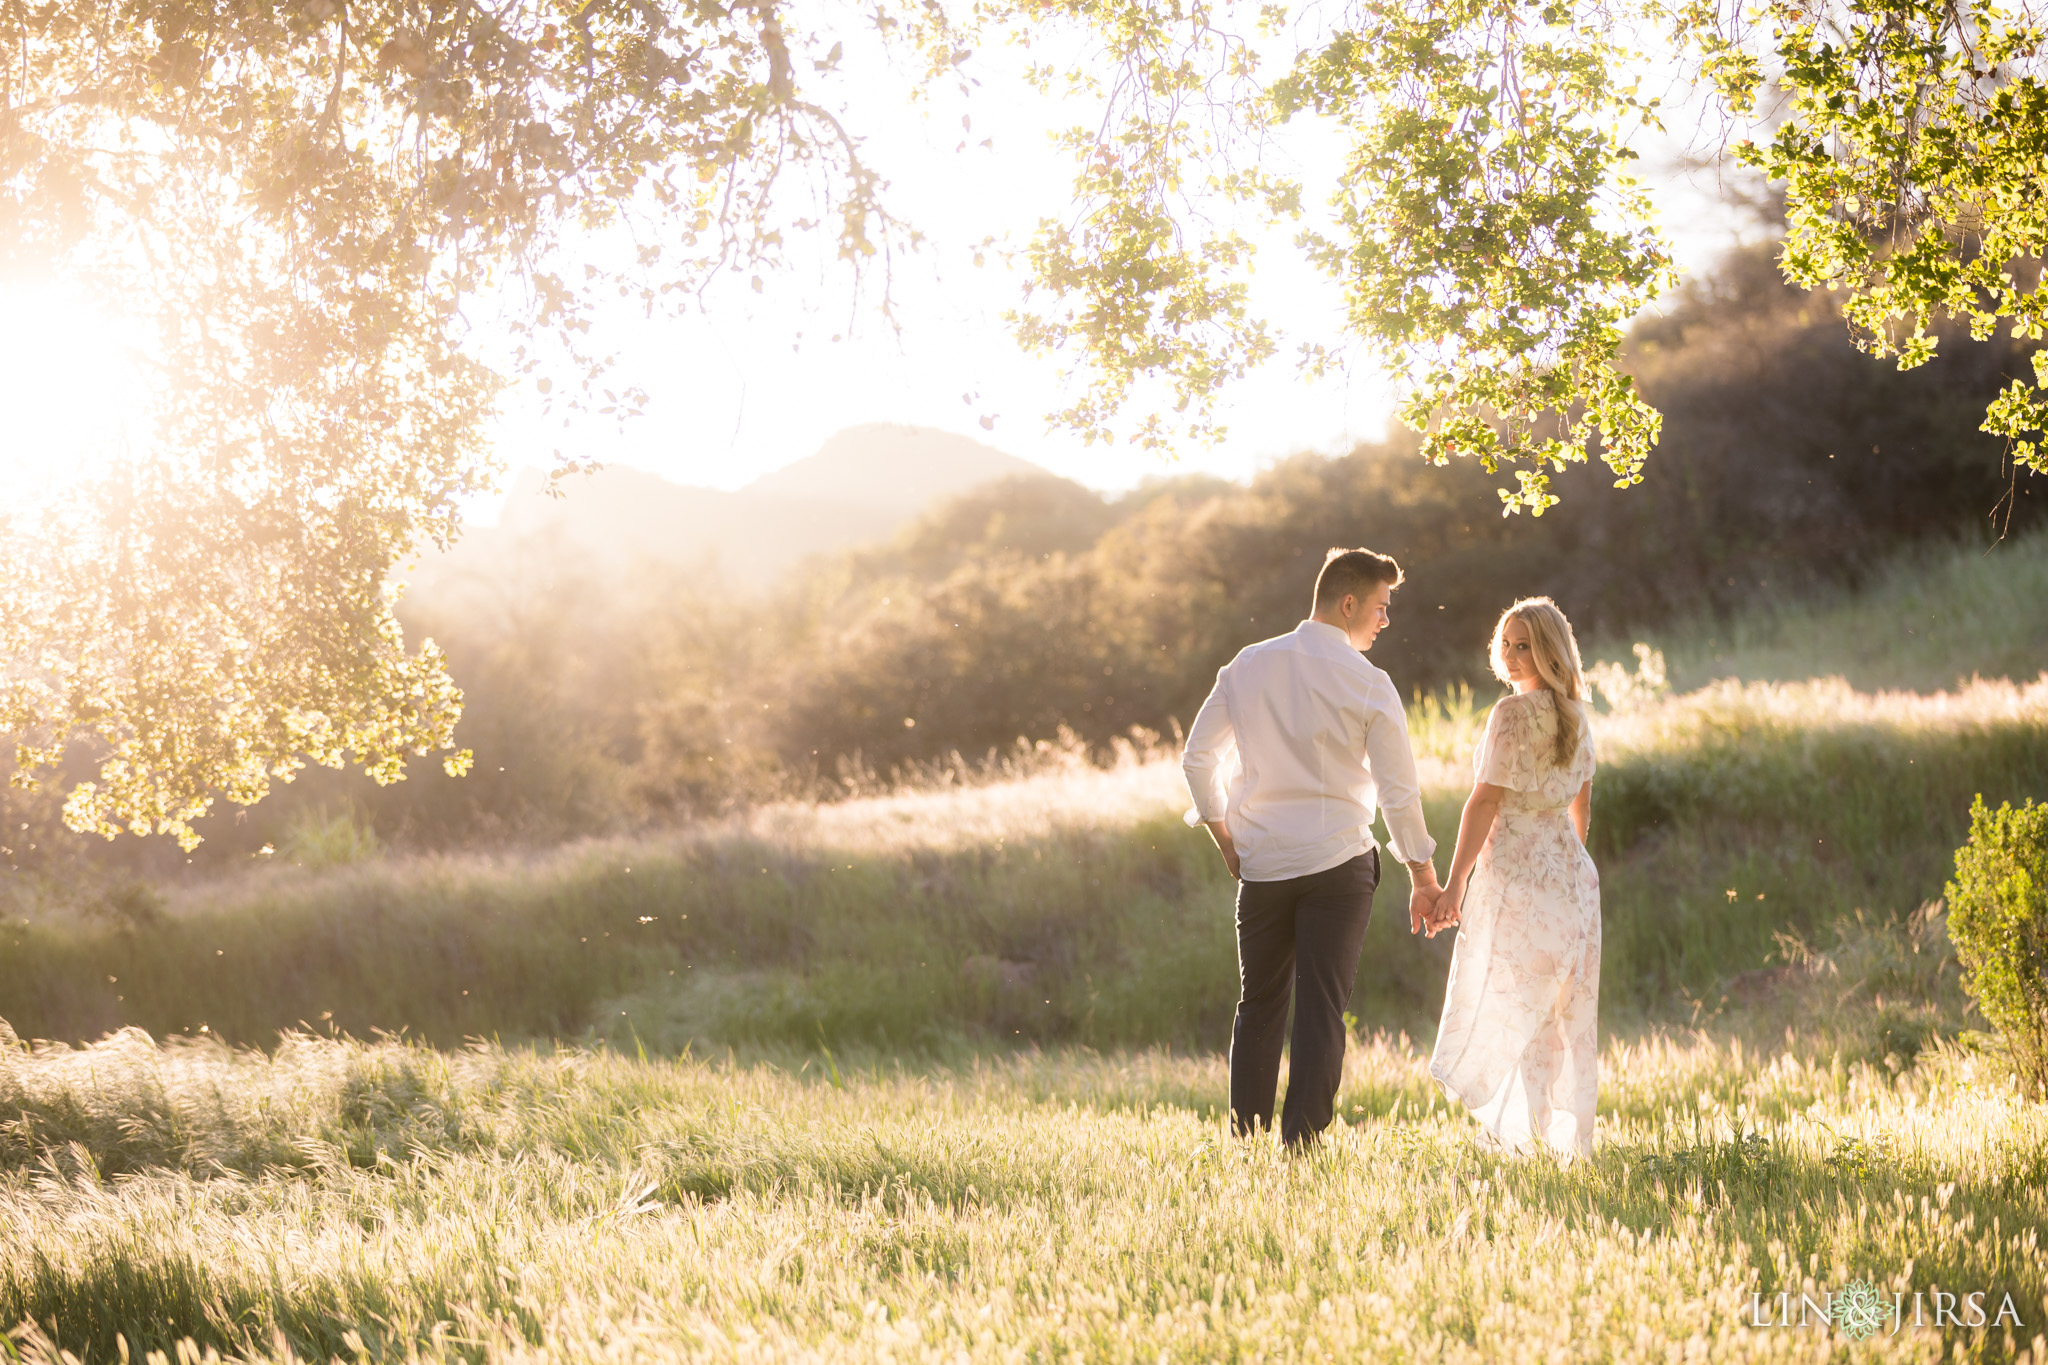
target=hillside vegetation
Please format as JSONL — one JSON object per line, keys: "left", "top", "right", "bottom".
{"left": 1643, "top": 532, "right": 2048, "bottom": 694}
{"left": 3, "top": 528, "right": 2043, "bottom": 1058}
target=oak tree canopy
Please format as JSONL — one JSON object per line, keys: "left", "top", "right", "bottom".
{"left": 2, "top": 0, "right": 2041, "bottom": 842}
{"left": 2, "top": 0, "right": 923, "bottom": 845}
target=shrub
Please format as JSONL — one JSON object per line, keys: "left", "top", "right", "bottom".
{"left": 1946, "top": 795, "right": 2048, "bottom": 1095}
{"left": 279, "top": 804, "right": 380, "bottom": 870}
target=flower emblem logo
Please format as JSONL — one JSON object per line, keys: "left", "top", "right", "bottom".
{"left": 1834, "top": 1279, "right": 1890, "bottom": 1341}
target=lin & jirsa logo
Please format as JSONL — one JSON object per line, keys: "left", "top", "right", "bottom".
{"left": 1748, "top": 1279, "right": 2027, "bottom": 1340}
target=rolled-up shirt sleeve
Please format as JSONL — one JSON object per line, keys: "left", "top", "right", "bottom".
{"left": 1362, "top": 680, "right": 1437, "bottom": 867}
{"left": 1181, "top": 668, "right": 1237, "bottom": 827}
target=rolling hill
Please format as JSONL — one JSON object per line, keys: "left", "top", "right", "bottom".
{"left": 410, "top": 423, "right": 1047, "bottom": 596}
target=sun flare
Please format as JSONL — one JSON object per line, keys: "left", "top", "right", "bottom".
{"left": 0, "top": 281, "right": 149, "bottom": 507}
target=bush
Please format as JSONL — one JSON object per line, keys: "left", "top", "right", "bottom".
{"left": 278, "top": 804, "right": 380, "bottom": 870}
{"left": 1946, "top": 795, "right": 2048, "bottom": 1095}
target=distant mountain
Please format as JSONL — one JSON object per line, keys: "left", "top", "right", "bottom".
{"left": 408, "top": 423, "right": 1049, "bottom": 596}
{"left": 745, "top": 425, "right": 1041, "bottom": 510}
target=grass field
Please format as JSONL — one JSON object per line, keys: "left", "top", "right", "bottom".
{"left": 4, "top": 1006, "right": 2045, "bottom": 1363}
{"left": 4, "top": 530, "right": 2048, "bottom": 1361}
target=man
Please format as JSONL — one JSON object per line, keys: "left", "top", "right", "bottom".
{"left": 1182, "top": 546, "right": 1442, "bottom": 1148}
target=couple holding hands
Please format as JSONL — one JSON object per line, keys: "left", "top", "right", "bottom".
{"left": 1182, "top": 547, "right": 1601, "bottom": 1159}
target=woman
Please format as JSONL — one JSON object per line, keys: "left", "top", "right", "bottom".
{"left": 1426, "top": 597, "right": 1600, "bottom": 1158}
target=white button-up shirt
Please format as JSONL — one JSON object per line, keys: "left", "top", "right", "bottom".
{"left": 1181, "top": 619, "right": 1437, "bottom": 882}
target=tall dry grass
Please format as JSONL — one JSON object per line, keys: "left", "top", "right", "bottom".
{"left": 2, "top": 1014, "right": 2043, "bottom": 1363}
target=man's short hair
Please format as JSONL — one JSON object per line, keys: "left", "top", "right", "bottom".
{"left": 1312, "top": 546, "right": 1403, "bottom": 612}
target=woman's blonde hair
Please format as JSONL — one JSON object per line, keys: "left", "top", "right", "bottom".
{"left": 1489, "top": 597, "right": 1587, "bottom": 766}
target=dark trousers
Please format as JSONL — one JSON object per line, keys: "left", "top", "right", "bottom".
{"left": 1230, "top": 848, "right": 1380, "bottom": 1146}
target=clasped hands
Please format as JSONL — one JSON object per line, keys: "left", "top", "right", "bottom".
{"left": 1208, "top": 821, "right": 1461, "bottom": 936}
{"left": 1407, "top": 868, "right": 1462, "bottom": 938}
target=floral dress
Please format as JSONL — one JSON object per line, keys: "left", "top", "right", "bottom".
{"left": 1428, "top": 688, "right": 1600, "bottom": 1158}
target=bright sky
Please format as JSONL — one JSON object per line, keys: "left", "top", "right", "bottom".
{"left": 483, "top": 34, "right": 1769, "bottom": 508}
{"left": 0, "top": 27, "right": 1769, "bottom": 517}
